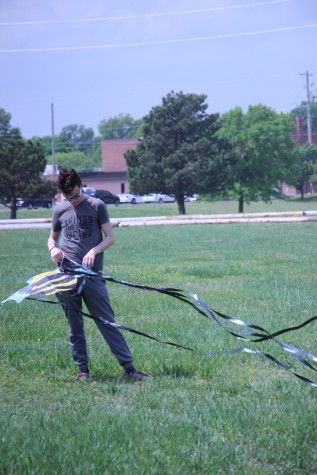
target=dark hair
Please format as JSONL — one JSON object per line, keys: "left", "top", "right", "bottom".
{"left": 57, "top": 168, "right": 82, "bottom": 194}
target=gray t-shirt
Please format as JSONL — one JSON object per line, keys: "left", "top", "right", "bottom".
{"left": 51, "top": 195, "right": 110, "bottom": 271}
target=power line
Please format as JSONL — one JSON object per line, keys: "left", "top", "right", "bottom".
{"left": 0, "top": 0, "right": 291, "bottom": 26}
{"left": 1, "top": 23, "right": 316, "bottom": 54}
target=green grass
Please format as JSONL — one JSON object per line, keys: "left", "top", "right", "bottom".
{"left": 0, "top": 221, "right": 317, "bottom": 474}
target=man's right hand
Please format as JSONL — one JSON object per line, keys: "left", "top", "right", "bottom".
{"left": 50, "top": 247, "right": 64, "bottom": 264}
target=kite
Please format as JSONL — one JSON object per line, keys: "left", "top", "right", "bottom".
{"left": 1, "top": 256, "right": 317, "bottom": 387}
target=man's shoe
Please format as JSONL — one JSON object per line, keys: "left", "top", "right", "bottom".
{"left": 125, "top": 369, "right": 152, "bottom": 381}
{"left": 76, "top": 371, "right": 90, "bottom": 381}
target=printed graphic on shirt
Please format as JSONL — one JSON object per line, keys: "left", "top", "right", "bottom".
{"left": 64, "top": 215, "right": 94, "bottom": 241}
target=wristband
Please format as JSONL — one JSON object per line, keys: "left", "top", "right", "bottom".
{"left": 49, "top": 246, "right": 57, "bottom": 253}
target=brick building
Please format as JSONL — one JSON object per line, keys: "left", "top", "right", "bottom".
{"left": 78, "top": 139, "right": 138, "bottom": 194}
{"left": 44, "top": 139, "right": 138, "bottom": 195}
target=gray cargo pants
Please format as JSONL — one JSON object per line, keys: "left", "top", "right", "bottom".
{"left": 58, "top": 276, "right": 133, "bottom": 372}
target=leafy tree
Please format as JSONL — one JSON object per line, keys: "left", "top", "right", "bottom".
{"left": 291, "top": 101, "right": 317, "bottom": 133}
{"left": 0, "top": 108, "right": 21, "bottom": 138}
{"left": 125, "top": 91, "right": 229, "bottom": 214}
{"left": 131, "top": 119, "right": 144, "bottom": 139}
{"left": 98, "top": 114, "right": 143, "bottom": 140}
{"left": 0, "top": 108, "right": 50, "bottom": 218}
{"left": 55, "top": 134, "right": 73, "bottom": 153}
{"left": 0, "top": 108, "right": 15, "bottom": 135}
{"left": 32, "top": 135, "right": 52, "bottom": 156}
{"left": 32, "top": 134, "right": 72, "bottom": 155}
{"left": 289, "top": 144, "right": 317, "bottom": 199}
{"left": 38, "top": 135, "right": 101, "bottom": 171}
{"left": 83, "top": 136, "right": 103, "bottom": 169}
{"left": 0, "top": 137, "right": 48, "bottom": 218}
{"left": 46, "top": 151, "right": 98, "bottom": 171}
{"left": 59, "top": 124, "right": 95, "bottom": 152}
{"left": 311, "top": 163, "right": 317, "bottom": 185}
{"left": 216, "top": 105, "right": 296, "bottom": 212}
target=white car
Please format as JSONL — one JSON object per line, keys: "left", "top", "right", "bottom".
{"left": 185, "top": 194, "right": 198, "bottom": 202}
{"left": 143, "top": 193, "right": 175, "bottom": 204}
{"left": 118, "top": 193, "right": 144, "bottom": 204}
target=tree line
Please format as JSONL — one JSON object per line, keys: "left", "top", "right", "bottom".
{"left": 0, "top": 92, "right": 317, "bottom": 218}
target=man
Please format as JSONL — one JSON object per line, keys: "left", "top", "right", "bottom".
{"left": 48, "top": 168, "right": 150, "bottom": 381}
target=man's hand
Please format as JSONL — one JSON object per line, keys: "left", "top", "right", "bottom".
{"left": 82, "top": 248, "right": 96, "bottom": 268}
{"left": 50, "top": 247, "right": 64, "bottom": 264}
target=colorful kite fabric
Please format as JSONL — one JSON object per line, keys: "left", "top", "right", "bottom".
{"left": 1, "top": 269, "right": 79, "bottom": 304}
{"left": 1, "top": 256, "right": 317, "bottom": 388}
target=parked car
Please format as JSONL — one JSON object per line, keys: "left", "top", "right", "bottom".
{"left": 95, "top": 190, "right": 120, "bottom": 206}
{"left": 83, "top": 187, "right": 96, "bottom": 197}
{"left": 15, "top": 196, "right": 53, "bottom": 209}
{"left": 84, "top": 188, "right": 120, "bottom": 205}
{"left": 118, "top": 193, "right": 144, "bottom": 204}
{"left": 185, "top": 194, "right": 198, "bottom": 202}
{"left": 143, "top": 193, "right": 175, "bottom": 204}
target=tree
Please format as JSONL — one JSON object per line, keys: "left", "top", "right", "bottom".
{"left": 0, "top": 108, "right": 14, "bottom": 135}
{"left": 38, "top": 135, "right": 101, "bottom": 171}
{"left": 47, "top": 151, "right": 98, "bottom": 171}
{"left": 31, "top": 135, "right": 52, "bottom": 156}
{"left": 32, "top": 134, "right": 72, "bottom": 154}
{"left": 125, "top": 91, "right": 229, "bottom": 214}
{"left": 59, "top": 124, "right": 95, "bottom": 152}
{"left": 291, "top": 101, "right": 317, "bottom": 133}
{"left": 0, "top": 108, "right": 21, "bottom": 138}
{"left": 216, "top": 105, "right": 296, "bottom": 213}
{"left": 98, "top": 114, "right": 143, "bottom": 140}
{"left": 289, "top": 144, "right": 317, "bottom": 199}
{"left": 0, "top": 109, "right": 49, "bottom": 219}
{"left": 0, "top": 137, "right": 49, "bottom": 218}
{"left": 311, "top": 163, "right": 317, "bottom": 185}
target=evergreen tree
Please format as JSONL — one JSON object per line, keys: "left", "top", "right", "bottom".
{"left": 125, "top": 91, "right": 228, "bottom": 214}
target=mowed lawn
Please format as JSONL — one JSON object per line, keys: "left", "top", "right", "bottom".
{"left": 0, "top": 206, "right": 317, "bottom": 474}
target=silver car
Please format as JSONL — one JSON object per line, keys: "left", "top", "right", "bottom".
{"left": 118, "top": 193, "right": 144, "bottom": 204}
{"left": 143, "top": 193, "right": 175, "bottom": 204}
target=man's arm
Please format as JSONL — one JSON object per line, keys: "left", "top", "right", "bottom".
{"left": 82, "top": 221, "right": 115, "bottom": 268}
{"left": 48, "top": 230, "right": 63, "bottom": 264}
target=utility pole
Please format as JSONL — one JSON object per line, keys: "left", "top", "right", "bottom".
{"left": 299, "top": 71, "right": 313, "bottom": 143}
{"left": 51, "top": 102, "right": 56, "bottom": 176}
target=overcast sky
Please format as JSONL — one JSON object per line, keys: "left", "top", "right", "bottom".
{"left": 1, "top": 0, "right": 316, "bottom": 138}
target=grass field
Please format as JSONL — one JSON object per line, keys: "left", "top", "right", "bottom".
{"left": 0, "top": 201, "right": 317, "bottom": 474}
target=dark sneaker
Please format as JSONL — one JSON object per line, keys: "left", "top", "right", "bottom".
{"left": 125, "top": 369, "right": 152, "bottom": 381}
{"left": 76, "top": 371, "right": 90, "bottom": 381}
